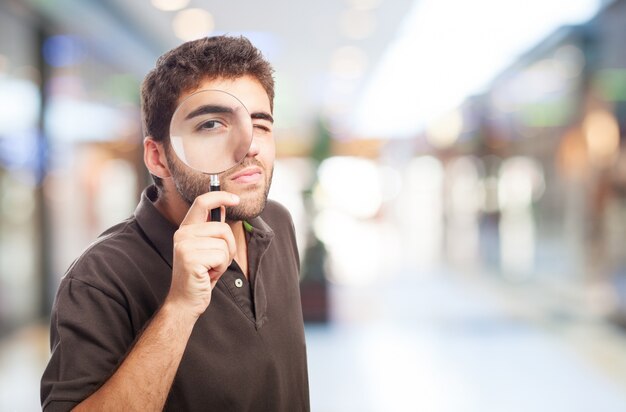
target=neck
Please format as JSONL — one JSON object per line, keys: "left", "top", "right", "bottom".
{"left": 153, "top": 185, "right": 189, "bottom": 226}
{"left": 229, "top": 219, "right": 248, "bottom": 278}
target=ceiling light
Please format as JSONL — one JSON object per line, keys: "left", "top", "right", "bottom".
{"left": 340, "top": 9, "right": 377, "bottom": 39}
{"left": 330, "top": 46, "right": 367, "bottom": 80}
{"left": 425, "top": 109, "right": 463, "bottom": 149}
{"left": 151, "top": 0, "right": 190, "bottom": 12}
{"left": 172, "top": 9, "right": 215, "bottom": 41}
{"left": 347, "top": 0, "right": 382, "bottom": 11}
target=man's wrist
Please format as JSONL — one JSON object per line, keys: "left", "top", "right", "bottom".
{"left": 160, "top": 297, "right": 202, "bottom": 328}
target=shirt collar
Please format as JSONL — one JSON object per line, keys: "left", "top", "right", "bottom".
{"left": 134, "top": 186, "right": 178, "bottom": 267}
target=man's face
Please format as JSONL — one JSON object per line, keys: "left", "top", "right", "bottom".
{"left": 165, "top": 76, "right": 275, "bottom": 221}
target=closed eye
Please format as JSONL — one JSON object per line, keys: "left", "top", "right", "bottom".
{"left": 253, "top": 123, "right": 272, "bottom": 133}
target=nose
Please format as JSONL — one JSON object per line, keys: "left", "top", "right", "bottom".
{"left": 246, "top": 135, "right": 260, "bottom": 158}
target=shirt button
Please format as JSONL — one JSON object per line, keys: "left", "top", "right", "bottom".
{"left": 235, "top": 278, "right": 243, "bottom": 288}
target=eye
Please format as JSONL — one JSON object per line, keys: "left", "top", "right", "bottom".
{"left": 198, "top": 120, "right": 225, "bottom": 131}
{"left": 253, "top": 123, "right": 272, "bottom": 133}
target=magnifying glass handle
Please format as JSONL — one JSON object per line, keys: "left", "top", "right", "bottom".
{"left": 209, "top": 174, "right": 221, "bottom": 222}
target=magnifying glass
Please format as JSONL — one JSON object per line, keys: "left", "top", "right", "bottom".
{"left": 169, "top": 89, "right": 253, "bottom": 221}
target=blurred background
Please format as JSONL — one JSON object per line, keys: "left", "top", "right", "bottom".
{"left": 2, "top": 0, "right": 626, "bottom": 410}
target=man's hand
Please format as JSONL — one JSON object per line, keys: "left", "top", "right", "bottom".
{"left": 166, "top": 191, "right": 240, "bottom": 319}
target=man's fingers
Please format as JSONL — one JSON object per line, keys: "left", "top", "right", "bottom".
{"left": 183, "top": 248, "right": 231, "bottom": 279}
{"left": 175, "top": 223, "right": 236, "bottom": 258}
{"left": 220, "top": 206, "right": 226, "bottom": 223}
{"left": 173, "top": 234, "right": 234, "bottom": 281}
{"left": 181, "top": 191, "right": 240, "bottom": 225}
{"left": 179, "top": 237, "right": 233, "bottom": 260}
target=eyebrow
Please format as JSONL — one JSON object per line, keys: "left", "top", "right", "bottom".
{"left": 185, "top": 105, "right": 233, "bottom": 120}
{"left": 251, "top": 112, "right": 274, "bottom": 124}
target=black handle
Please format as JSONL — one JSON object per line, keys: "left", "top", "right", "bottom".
{"left": 209, "top": 181, "right": 220, "bottom": 222}
{"left": 210, "top": 207, "right": 221, "bottom": 222}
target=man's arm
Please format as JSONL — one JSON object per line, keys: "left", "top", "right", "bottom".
{"left": 73, "top": 301, "right": 195, "bottom": 411}
{"left": 72, "top": 192, "right": 240, "bottom": 411}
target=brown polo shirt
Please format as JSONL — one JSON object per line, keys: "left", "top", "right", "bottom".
{"left": 41, "top": 185, "right": 310, "bottom": 411}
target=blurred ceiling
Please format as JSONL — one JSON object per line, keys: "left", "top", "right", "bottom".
{"left": 14, "top": 0, "right": 605, "bottom": 145}
{"left": 21, "top": 0, "right": 416, "bottom": 142}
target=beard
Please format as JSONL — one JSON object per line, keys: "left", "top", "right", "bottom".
{"left": 165, "top": 149, "right": 273, "bottom": 221}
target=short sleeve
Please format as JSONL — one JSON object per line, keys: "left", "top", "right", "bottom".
{"left": 41, "top": 278, "right": 135, "bottom": 411}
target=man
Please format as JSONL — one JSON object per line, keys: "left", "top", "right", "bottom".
{"left": 41, "top": 36, "right": 310, "bottom": 411}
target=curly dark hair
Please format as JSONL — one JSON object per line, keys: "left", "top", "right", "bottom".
{"left": 140, "top": 35, "right": 275, "bottom": 187}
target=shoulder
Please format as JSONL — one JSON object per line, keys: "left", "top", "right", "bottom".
{"left": 62, "top": 217, "right": 149, "bottom": 294}
{"left": 260, "top": 199, "right": 295, "bottom": 231}
{"left": 260, "top": 199, "right": 300, "bottom": 266}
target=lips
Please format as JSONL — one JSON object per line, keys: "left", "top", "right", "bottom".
{"left": 229, "top": 166, "right": 263, "bottom": 184}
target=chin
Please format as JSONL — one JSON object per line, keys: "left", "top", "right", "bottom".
{"left": 225, "top": 203, "right": 265, "bottom": 221}
{"left": 226, "top": 188, "right": 266, "bottom": 219}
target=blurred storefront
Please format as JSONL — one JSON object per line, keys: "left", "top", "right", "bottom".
{"left": 3, "top": 0, "right": 626, "bottom": 334}
{"left": 0, "top": 2, "right": 42, "bottom": 335}
{"left": 587, "top": 0, "right": 626, "bottom": 322}
{"left": 413, "top": 0, "right": 626, "bottom": 324}
{"left": 475, "top": 23, "right": 590, "bottom": 282}
{"left": 0, "top": 0, "right": 147, "bottom": 335}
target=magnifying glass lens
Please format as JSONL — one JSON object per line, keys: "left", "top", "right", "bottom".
{"left": 169, "top": 90, "right": 253, "bottom": 175}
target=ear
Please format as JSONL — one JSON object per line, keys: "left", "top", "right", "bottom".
{"left": 143, "top": 137, "right": 171, "bottom": 178}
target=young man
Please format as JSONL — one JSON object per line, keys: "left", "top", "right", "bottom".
{"left": 41, "top": 36, "right": 310, "bottom": 411}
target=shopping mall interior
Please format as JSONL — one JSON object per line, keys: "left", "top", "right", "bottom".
{"left": 2, "top": 0, "right": 626, "bottom": 410}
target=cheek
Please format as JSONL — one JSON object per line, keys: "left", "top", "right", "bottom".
{"left": 259, "top": 136, "right": 275, "bottom": 164}
{"left": 171, "top": 159, "right": 206, "bottom": 183}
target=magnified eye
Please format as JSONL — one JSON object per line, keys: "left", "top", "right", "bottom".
{"left": 197, "top": 120, "right": 226, "bottom": 132}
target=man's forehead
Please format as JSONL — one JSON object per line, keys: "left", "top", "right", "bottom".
{"left": 175, "top": 76, "right": 270, "bottom": 113}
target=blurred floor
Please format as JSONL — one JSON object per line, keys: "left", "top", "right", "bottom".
{"left": 0, "top": 322, "right": 48, "bottom": 412}
{"left": 306, "top": 266, "right": 626, "bottom": 412}
{"left": 2, "top": 267, "right": 626, "bottom": 411}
